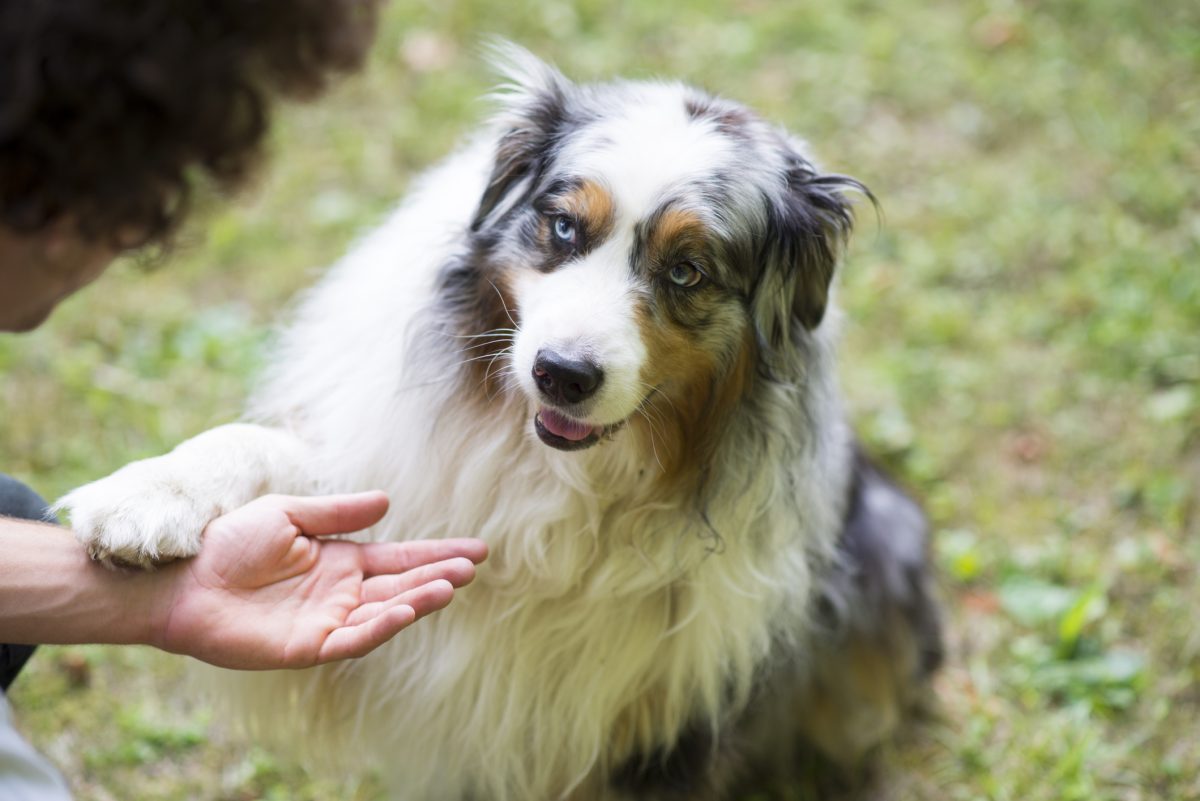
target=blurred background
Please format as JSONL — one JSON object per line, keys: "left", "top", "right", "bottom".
{"left": 1, "top": 0, "right": 1197, "bottom": 798}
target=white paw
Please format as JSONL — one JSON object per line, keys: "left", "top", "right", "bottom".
{"left": 57, "top": 461, "right": 220, "bottom": 570}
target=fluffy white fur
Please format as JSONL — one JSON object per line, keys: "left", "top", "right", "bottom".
{"left": 60, "top": 48, "right": 859, "bottom": 801}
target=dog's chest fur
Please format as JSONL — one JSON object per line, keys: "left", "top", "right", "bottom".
{"left": 309, "top": 387, "right": 823, "bottom": 799}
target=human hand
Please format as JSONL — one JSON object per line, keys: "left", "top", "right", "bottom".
{"left": 150, "top": 491, "right": 486, "bottom": 670}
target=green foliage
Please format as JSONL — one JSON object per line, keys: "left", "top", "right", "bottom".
{"left": 4, "top": 0, "right": 1199, "bottom": 799}
{"left": 1000, "top": 579, "right": 1144, "bottom": 712}
{"left": 86, "top": 706, "right": 208, "bottom": 769}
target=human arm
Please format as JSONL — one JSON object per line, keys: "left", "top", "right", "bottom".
{"left": 0, "top": 491, "right": 487, "bottom": 669}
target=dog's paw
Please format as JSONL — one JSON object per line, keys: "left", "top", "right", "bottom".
{"left": 57, "top": 462, "right": 221, "bottom": 570}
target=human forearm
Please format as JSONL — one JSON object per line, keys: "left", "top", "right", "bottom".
{"left": 1, "top": 494, "right": 486, "bottom": 669}
{"left": 0, "top": 518, "right": 164, "bottom": 646}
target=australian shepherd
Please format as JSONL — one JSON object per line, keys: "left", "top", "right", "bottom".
{"left": 61, "top": 45, "right": 943, "bottom": 801}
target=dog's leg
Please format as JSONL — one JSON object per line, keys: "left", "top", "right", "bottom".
{"left": 605, "top": 451, "right": 942, "bottom": 801}
{"left": 713, "top": 449, "right": 943, "bottom": 801}
{"left": 608, "top": 722, "right": 741, "bottom": 801}
{"left": 736, "top": 448, "right": 942, "bottom": 801}
{"left": 56, "top": 423, "right": 313, "bottom": 568}
{"left": 793, "top": 449, "right": 944, "bottom": 766}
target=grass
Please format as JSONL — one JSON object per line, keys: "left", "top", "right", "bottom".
{"left": 2, "top": 0, "right": 1198, "bottom": 798}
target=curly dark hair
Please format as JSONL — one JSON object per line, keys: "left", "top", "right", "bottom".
{"left": 0, "top": 0, "right": 379, "bottom": 248}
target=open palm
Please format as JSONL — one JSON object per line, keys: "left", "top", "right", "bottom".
{"left": 153, "top": 492, "right": 485, "bottom": 670}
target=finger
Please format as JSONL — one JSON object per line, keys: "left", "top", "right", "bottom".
{"left": 344, "top": 594, "right": 407, "bottom": 628}
{"left": 345, "top": 578, "right": 456, "bottom": 627}
{"left": 360, "top": 557, "right": 477, "bottom": 604}
{"left": 360, "top": 538, "right": 488, "bottom": 577}
{"left": 318, "top": 580, "right": 455, "bottom": 662}
{"left": 268, "top": 491, "right": 390, "bottom": 537}
{"left": 315, "top": 603, "right": 417, "bottom": 664}
{"left": 394, "top": 578, "right": 456, "bottom": 620}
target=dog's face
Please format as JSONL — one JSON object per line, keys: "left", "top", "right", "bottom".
{"left": 454, "top": 49, "right": 865, "bottom": 471}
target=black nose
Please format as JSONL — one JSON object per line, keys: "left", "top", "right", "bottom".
{"left": 533, "top": 350, "right": 603, "bottom": 405}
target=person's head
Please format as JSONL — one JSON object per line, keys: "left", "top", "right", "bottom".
{"left": 0, "top": 0, "right": 379, "bottom": 331}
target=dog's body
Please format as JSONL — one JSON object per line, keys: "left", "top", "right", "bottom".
{"left": 61, "top": 49, "right": 942, "bottom": 800}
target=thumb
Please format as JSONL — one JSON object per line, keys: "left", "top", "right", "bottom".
{"left": 273, "top": 491, "right": 390, "bottom": 537}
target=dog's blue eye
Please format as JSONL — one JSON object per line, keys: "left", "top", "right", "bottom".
{"left": 553, "top": 215, "right": 576, "bottom": 244}
{"left": 668, "top": 262, "right": 704, "bottom": 288}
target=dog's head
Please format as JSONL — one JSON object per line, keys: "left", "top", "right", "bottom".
{"left": 452, "top": 45, "right": 868, "bottom": 474}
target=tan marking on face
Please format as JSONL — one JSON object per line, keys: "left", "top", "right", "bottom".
{"left": 460, "top": 267, "right": 519, "bottom": 402}
{"left": 647, "top": 207, "right": 709, "bottom": 267}
{"left": 630, "top": 301, "right": 756, "bottom": 495}
{"left": 554, "top": 178, "right": 615, "bottom": 247}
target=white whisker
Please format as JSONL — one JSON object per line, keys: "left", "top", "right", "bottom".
{"left": 485, "top": 279, "right": 519, "bottom": 329}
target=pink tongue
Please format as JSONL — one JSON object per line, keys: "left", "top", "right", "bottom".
{"left": 539, "top": 409, "right": 597, "bottom": 441}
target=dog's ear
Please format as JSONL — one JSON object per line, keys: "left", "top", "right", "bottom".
{"left": 753, "top": 148, "right": 870, "bottom": 347}
{"left": 471, "top": 43, "right": 573, "bottom": 231}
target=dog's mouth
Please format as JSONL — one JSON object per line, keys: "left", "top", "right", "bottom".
{"left": 532, "top": 386, "right": 662, "bottom": 452}
{"left": 534, "top": 408, "right": 622, "bottom": 451}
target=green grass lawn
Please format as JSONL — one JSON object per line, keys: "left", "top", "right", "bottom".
{"left": 3, "top": 0, "right": 1198, "bottom": 798}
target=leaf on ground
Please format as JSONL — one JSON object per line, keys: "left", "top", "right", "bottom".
{"left": 999, "top": 577, "right": 1078, "bottom": 627}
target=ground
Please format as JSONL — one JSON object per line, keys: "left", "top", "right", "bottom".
{"left": 2, "top": 0, "right": 1198, "bottom": 799}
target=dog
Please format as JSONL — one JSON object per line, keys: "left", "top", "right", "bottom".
{"left": 60, "top": 45, "right": 943, "bottom": 801}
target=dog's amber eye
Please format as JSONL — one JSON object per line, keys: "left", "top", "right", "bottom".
{"left": 552, "top": 215, "right": 577, "bottom": 244}
{"left": 667, "top": 262, "right": 704, "bottom": 288}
